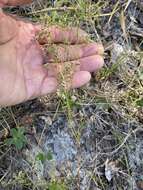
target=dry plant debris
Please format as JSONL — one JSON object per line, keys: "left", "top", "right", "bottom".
{"left": 37, "top": 26, "right": 89, "bottom": 93}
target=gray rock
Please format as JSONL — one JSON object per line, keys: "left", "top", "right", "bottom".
{"left": 45, "top": 131, "right": 77, "bottom": 163}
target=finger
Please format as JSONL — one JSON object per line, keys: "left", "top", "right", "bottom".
{"left": 0, "top": 12, "right": 18, "bottom": 44}
{"left": 72, "top": 71, "right": 91, "bottom": 88}
{"left": 44, "top": 70, "right": 91, "bottom": 90}
{"left": 35, "top": 71, "right": 90, "bottom": 96}
{"left": 44, "top": 43, "right": 104, "bottom": 63}
{"left": 80, "top": 55, "right": 104, "bottom": 72}
{"left": 38, "top": 26, "right": 89, "bottom": 45}
{"left": 0, "top": 0, "right": 31, "bottom": 7}
{"left": 46, "top": 54, "right": 104, "bottom": 78}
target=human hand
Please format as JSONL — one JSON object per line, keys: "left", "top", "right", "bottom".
{"left": 0, "top": 2, "right": 104, "bottom": 107}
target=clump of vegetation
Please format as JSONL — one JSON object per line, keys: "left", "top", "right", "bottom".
{"left": 5, "top": 127, "right": 27, "bottom": 150}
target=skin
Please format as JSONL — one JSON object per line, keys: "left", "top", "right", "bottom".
{"left": 0, "top": 0, "right": 104, "bottom": 107}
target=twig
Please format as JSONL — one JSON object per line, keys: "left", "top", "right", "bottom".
{"left": 109, "top": 127, "right": 143, "bottom": 156}
{"left": 108, "top": 1, "right": 120, "bottom": 24}
{"left": 124, "top": 0, "right": 132, "bottom": 12}
{"left": 28, "top": 6, "right": 77, "bottom": 15}
{"left": 0, "top": 166, "right": 11, "bottom": 183}
{"left": 28, "top": 6, "right": 114, "bottom": 20}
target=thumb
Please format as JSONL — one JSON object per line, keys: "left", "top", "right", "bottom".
{"left": 0, "top": 12, "right": 18, "bottom": 44}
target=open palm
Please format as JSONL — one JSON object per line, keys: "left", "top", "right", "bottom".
{"left": 0, "top": 13, "right": 104, "bottom": 106}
